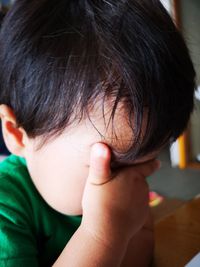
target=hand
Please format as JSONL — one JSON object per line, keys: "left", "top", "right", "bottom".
{"left": 81, "top": 143, "right": 160, "bottom": 247}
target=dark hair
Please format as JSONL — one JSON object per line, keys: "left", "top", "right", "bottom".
{"left": 0, "top": 0, "right": 196, "bottom": 161}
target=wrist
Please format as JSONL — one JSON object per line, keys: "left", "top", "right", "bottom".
{"left": 80, "top": 219, "right": 130, "bottom": 255}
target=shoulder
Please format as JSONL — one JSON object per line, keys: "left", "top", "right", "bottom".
{"left": 0, "top": 155, "right": 39, "bottom": 264}
{"left": 0, "top": 155, "right": 34, "bottom": 221}
{"left": 0, "top": 154, "right": 28, "bottom": 181}
{"left": 0, "top": 155, "right": 35, "bottom": 226}
{"left": 0, "top": 154, "right": 51, "bottom": 225}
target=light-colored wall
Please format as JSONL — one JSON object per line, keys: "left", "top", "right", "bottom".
{"left": 181, "top": 0, "right": 200, "bottom": 159}
{"left": 160, "top": 0, "right": 171, "bottom": 13}
{"left": 181, "top": 0, "right": 200, "bottom": 84}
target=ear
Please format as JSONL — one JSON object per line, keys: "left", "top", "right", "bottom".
{"left": 0, "top": 104, "right": 27, "bottom": 156}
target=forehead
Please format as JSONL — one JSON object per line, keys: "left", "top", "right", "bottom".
{"left": 33, "top": 97, "right": 159, "bottom": 167}
{"left": 87, "top": 98, "right": 134, "bottom": 153}
{"left": 86, "top": 98, "right": 160, "bottom": 164}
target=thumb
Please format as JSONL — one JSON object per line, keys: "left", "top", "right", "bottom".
{"left": 88, "top": 143, "right": 112, "bottom": 185}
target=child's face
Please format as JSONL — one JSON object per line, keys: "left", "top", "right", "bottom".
{"left": 23, "top": 103, "right": 157, "bottom": 216}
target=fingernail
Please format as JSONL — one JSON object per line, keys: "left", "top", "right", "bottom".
{"left": 92, "top": 143, "right": 108, "bottom": 158}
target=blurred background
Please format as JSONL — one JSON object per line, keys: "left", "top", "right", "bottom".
{"left": 148, "top": 0, "right": 200, "bottom": 197}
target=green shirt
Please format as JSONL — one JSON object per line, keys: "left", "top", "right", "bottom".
{"left": 0, "top": 155, "right": 82, "bottom": 266}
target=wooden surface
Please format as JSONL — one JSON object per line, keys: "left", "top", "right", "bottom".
{"left": 153, "top": 197, "right": 200, "bottom": 267}
{"left": 151, "top": 198, "right": 186, "bottom": 223}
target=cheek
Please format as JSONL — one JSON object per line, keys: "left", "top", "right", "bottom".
{"left": 26, "top": 144, "right": 90, "bottom": 215}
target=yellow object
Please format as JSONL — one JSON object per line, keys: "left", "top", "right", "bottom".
{"left": 178, "top": 134, "right": 187, "bottom": 169}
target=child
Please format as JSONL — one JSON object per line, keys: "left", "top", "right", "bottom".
{"left": 0, "top": 0, "right": 195, "bottom": 266}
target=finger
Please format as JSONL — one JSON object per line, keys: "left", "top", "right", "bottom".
{"left": 88, "top": 143, "right": 112, "bottom": 185}
{"left": 133, "top": 159, "right": 161, "bottom": 178}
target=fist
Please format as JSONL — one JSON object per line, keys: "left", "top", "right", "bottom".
{"left": 81, "top": 143, "right": 160, "bottom": 245}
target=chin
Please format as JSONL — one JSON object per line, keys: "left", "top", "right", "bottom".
{"left": 51, "top": 203, "right": 83, "bottom": 216}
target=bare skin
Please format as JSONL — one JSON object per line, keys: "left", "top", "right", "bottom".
{"left": 0, "top": 105, "right": 159, "bottom": 266}
{"left": 53, "top": 143, "right": 160, "bottom": 267}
